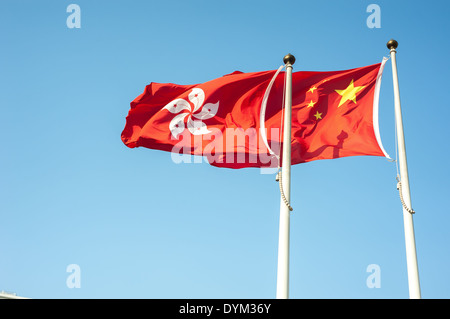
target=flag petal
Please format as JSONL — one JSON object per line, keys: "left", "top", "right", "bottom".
{"left": 187, "top": 116, "right": 211, "bottom": 135}
{"left": 169, "top": 113, "right": 188, "bottom": 139}
{"left": 188, "top": 88, "right": 205, "bottom": 113}
{"left": 164, "top": 98, "right": 191, "bottom": 114}
{"left": 192, "top": 101, "right": 219, "bottom": 120}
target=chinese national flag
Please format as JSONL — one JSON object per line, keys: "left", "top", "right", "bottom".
{"left": 121, "top": 59, "right": 389, "bottom": 168}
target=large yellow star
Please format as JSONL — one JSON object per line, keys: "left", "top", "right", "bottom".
{"left": 335, "top": 79, "right": 365, "bottom": 107}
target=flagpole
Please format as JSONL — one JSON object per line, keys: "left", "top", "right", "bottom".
{"left": 276, "top": 53, "right": 295, "bottom": 299}
{"left": 387, "top": 39, "right": 421, "bottom": 299}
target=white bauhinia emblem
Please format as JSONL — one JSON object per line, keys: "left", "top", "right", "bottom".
{"left": 163, "top": 88, "right": 219, "bottom": 139}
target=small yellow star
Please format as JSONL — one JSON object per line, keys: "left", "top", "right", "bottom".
{"left": 307, "top": 100, "right": 316, "bottom": 108}
{"left": 314, "top": 111, "right": 322, "bottom": 120}
{"left": 308, "top": 86, "right": 317, "bottom": 93}
{"left": 335, "top": 79, "right": 365, "bottom": 107}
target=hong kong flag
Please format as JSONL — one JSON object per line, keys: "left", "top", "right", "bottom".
{"left": 121, "top": 58, "right": 390, "bottom": 168}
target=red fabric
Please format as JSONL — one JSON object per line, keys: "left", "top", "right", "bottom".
{"left": 121, "top": 63, "right": 386, "bottom": 168}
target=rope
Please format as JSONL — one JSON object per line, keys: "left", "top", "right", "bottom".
{"left": 392, "top": 105, "right": 415, "bottom": 215}
{"left": 277, "top": 170, "right": 293, "bottom": 211}
{"left": 396, "top": 176, "right": 415, "bottom": 214}
{"left": 275, "top": 67, "right": 293, "bottom": 212}
{"left": 260, "top": 65, "right": 284, "bottom": 157}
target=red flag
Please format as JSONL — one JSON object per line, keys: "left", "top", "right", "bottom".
{"left": 121, "top": 59, "right": 389, "bottom": 168}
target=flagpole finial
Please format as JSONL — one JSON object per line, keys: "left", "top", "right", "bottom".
{"left": 387, "top": 39, "right": 398, "bottom": 50}
{"left": 283, "top": 54, "right": 296, "bottom": 66}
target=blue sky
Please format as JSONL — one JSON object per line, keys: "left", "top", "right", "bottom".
{"left": 0, "top": 0, "right": 449, "bottom": 299}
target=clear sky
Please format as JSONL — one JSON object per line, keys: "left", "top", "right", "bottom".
{"left": 0, "top": 0, "right": 449, "bottom": 299}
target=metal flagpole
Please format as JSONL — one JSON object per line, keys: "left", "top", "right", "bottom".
{"left": 276, "top": 54, "right": 295, "bottom": 299}
{"left": 387, "top": 39, "right": 421, "bottom": 299}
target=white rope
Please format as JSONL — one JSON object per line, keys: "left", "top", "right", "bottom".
{"left": 396, "top": 176, "right": 415, "bottom": 214}
{"left": 277, "top": 170, "right": 293, "bottom": 211}
{"left": 275, "top": 66, "right": 293, "bottom": 212}
{"left": 258, "top": 64, "right": 293, "bottom": 211}
{"left": 391, "top": 78, "right": 415, "bottom": 215}
{"left": 260, "top": 65, "right": 284, "bottom": 158}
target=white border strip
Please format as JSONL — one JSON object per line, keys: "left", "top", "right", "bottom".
{"left": 373, "top": 57, "right": 391, "bottom": 159}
